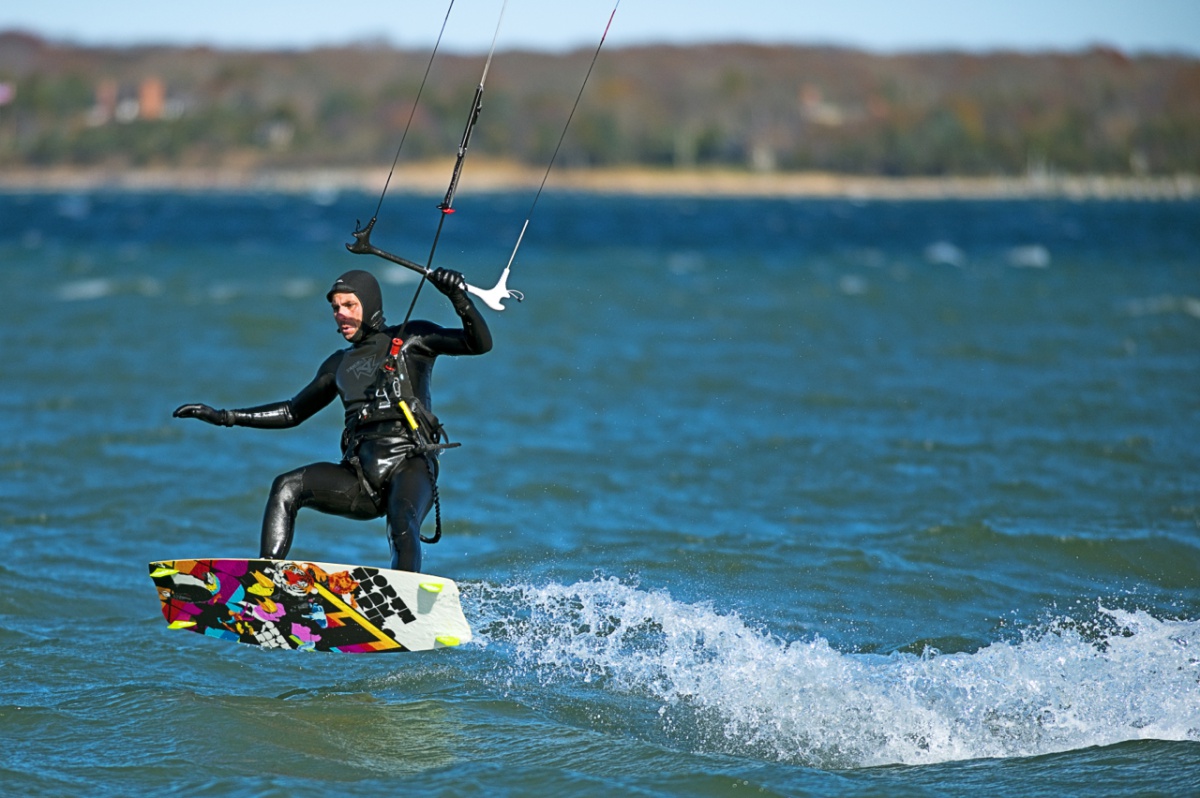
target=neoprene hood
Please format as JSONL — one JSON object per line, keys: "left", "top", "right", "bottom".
{"left": 327, "top": 269, "right": 385, "bottom": 334}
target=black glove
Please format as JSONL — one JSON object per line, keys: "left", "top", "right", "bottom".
{"left": 429, "top": 267, "right": 467, "bottom": 298}
{"left": 173, "top": 403, "right": 232, "bottom": 427}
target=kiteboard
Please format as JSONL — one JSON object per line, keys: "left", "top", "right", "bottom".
{"left": 148, "top": 558, "right": 471, "bottom": 653}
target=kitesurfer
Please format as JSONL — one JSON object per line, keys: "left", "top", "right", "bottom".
{"left": 173, "top": 267, "right": 491, "bottom": 573}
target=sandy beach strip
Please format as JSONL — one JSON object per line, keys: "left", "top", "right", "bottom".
{"left": 1, "top": 162, "right": 1196, "bottom": 200}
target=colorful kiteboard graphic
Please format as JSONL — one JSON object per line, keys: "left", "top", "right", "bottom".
{"left": 148, "top": 558, "right": 472, "bottom": 653}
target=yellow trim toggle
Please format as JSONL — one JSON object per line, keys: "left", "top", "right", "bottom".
{"left": 398, "top": 400, "right": 419, "bottom": 431}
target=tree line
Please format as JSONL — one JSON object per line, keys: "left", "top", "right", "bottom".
{"left": 1, "top": 31, "right": 1197, "bottom": 177}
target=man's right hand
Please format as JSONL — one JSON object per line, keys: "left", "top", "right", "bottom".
{"left": 173, "top": 403, "right": 231, "bottom": 426}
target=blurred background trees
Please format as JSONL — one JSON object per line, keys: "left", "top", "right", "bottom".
{"left": 0, "top": 31, "right": 1196, "bottom": 176}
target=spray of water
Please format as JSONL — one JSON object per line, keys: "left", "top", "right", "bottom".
{"left": 466, "top": 577, "right": 1200, "bottom": 768}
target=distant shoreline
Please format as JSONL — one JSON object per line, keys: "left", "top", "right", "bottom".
{"left": 1, "top": 163, "right": 1196, "bottom": 200}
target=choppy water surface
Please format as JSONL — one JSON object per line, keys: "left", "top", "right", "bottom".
{"left": 1, "top": 190, "right": 1198, "bottom": 796}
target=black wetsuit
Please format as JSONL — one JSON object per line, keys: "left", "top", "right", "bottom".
{"left": 175, "top": 268, "right": 491, "bottom": 572}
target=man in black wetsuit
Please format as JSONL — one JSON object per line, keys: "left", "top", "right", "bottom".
{"left": 173, "top": 267, "right": 491, "bottom": 573}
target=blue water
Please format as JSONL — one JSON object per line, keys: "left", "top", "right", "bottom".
{"left": 1, "top": 189, "right": 1198, "bottom": 796}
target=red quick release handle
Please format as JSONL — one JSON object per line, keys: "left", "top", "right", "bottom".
{"left": 390, "top": 338, "right": 403, "bottom": 357}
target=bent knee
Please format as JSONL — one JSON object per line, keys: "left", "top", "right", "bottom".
{"left": 268, "top": 469, "right": 306, "bottom": 503}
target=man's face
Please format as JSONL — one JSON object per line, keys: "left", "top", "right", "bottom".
{"left": 331, "top": 292, "right": 364, "bottom": 341}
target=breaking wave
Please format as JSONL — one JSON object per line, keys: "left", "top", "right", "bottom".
{"left": 467, "top": 577, "right": 1200, "bottom": 769}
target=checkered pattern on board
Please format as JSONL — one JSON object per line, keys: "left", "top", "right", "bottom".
{"left": 254, "top": 622, "right": 290, "bottom": 649}
{"left": 349, "top": 567, "right": 416, "bottom": 626}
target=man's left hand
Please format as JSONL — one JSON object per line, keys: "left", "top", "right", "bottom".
{"left": 430, "top": 267, "right": 467, "bottom": 297}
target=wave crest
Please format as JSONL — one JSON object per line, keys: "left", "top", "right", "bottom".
{"left": 466, "top": 577, "right": 1200, "bottom": 768}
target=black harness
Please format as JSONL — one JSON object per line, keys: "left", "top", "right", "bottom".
{"left": 343, "top": 337, "right": 459, "bottom": 543}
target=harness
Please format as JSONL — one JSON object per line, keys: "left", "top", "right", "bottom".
{"left": 344, "top": 336, "right": 459, "bottom": 543}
